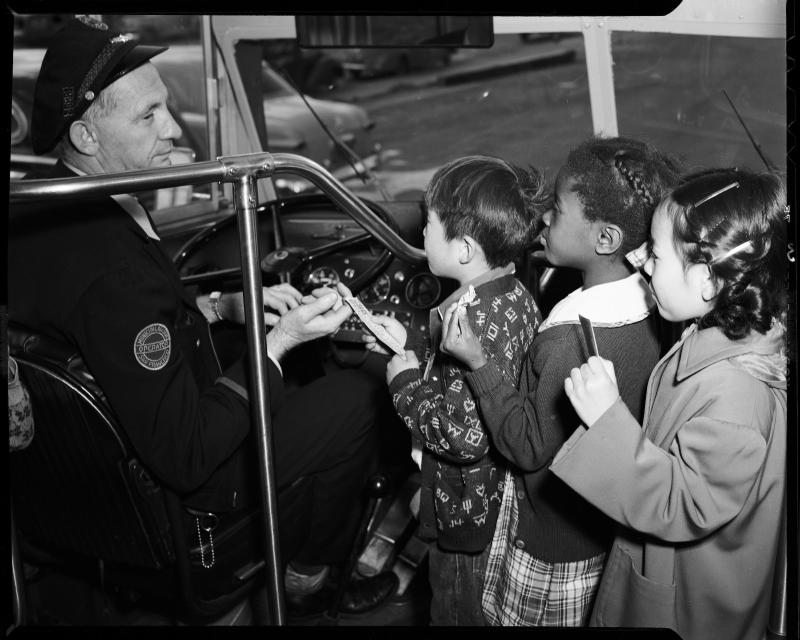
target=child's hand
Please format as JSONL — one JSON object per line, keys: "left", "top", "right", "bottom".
{"left": 563, "top": 356, "right": 620, "bottom": 427}
{"left": 386, "top": 350, "right": 419, "bottom": 384}
{"left": 363, "top": 314, "right": 408, "bottom": 356}
{"left": 440, "top": 303, "right": 487, "bottom": 371}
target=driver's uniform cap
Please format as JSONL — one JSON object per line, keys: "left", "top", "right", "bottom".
{"left": 31, "top": 15, "right": 168, "bottom": 155}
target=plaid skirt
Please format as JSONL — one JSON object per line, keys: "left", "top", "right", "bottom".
{"left": 481, "top": 470, "right": 605, "bottom": 626}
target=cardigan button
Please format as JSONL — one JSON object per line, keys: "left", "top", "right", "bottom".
{"left": 514, "top": 539, "right": 526, "bottom": 549}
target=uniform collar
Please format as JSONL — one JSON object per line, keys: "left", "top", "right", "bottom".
{"left": 61, "top": 160, "right": 160, "bottom": 240}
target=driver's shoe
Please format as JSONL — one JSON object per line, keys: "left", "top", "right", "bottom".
{"left": 286, "top": 571, "right": 398, "bottom": 621}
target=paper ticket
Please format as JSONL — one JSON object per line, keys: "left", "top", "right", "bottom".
{"left": 437, "top": 284, "right": 477, "bottom": 322}
{"left": 344, "top": 297, "right": 406, "bottom": 358}
{"left": 458, "top": 284, "right": 476, "bottom": 309}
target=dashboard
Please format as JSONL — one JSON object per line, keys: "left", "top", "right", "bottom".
{"left": 174, "top": 193, "right": 456, "bottom": 356}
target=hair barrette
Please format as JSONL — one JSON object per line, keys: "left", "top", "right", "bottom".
{"left": 709, "top": 240, "right": 753, "bottom": 264}
{"left": 625, "top": 242, "right": 649, "bottom": 269}
{"left": 692, "top": 181, "right": 739, "bottom": 208}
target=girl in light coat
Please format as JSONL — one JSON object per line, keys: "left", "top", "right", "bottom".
{"left": 552, "top": 168, "right": 788, "bottom": 640}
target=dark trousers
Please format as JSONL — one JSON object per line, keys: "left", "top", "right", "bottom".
{"left": 223, "top": 368, "right": 383, "bottom": 568}
{"left": 272, "top": 369, "right": 381, "bottom": 566}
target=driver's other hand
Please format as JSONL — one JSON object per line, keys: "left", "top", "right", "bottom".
{"left": 262, "top": 283, "right": 302, "bottom": 325}
{"left": 386, "top": 350, "right": 419, "bottom": 385}
{"left": 363, "top": 314, "right": 408, "bottom": 356}
{"left": 221, "top": 285, "right": 303, "bottom": 327}
{"left": 301, "top": 285, "right": 343, "bottom": 310}
{"left": 267, "top": 290, "right": 352, "bottom": 362}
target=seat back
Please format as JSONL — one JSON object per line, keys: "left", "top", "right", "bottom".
{"left": 8, "top": 323, "right": 175, "bottom": 569}
{"left": 8, "top": 322, "right": 320, "bottom": 622}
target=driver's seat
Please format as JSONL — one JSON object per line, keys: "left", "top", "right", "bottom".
{"left": 7, "top": 321, "right": 311, "bottom": 624}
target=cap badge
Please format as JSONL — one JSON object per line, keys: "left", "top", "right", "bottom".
{"left": 62, "top": 87, "right": 76, "bottom": 117}
{"left": 111, "top": 34, "right": 134, "bottom": 44}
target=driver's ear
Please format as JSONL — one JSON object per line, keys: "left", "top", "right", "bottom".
{"left": 68, "top": 120, "right": 99, "bottom": 156}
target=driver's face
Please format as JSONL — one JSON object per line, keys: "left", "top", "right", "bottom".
{"left": 90, "top": 63, "right": 182, "bottom": 173}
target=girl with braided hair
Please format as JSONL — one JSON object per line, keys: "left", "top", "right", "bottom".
{"left": 554, "top": 168, "right": 788, "bottom": 640}
{"left": 439, "top": 135, "right": 682, "bottom": 626}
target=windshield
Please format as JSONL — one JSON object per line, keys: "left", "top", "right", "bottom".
{"left": 11, "top": 13, "right": 786, "bottom": 206}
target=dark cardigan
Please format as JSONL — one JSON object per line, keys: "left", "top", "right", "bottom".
{"left": 389, "top": 274, "right": 541, "bottom": 552}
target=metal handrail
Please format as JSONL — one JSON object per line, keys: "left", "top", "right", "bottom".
{"left": 9, "top": 153, "right": 426, "bottom": 266}
{"left": 9, "top": 151, "right": 425, "bottom": 624}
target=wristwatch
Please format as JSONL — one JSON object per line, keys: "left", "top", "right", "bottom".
{"left": 209, "top": 291, "right": 225, "bottom": 322}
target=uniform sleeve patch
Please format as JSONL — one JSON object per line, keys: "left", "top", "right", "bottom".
{"left": 134, "top": 323, "right": 171, "bottom": 370}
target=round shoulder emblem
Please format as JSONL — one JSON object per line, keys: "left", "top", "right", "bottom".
{"left": 134, "top": 323, "right": 171, "bottom": 370}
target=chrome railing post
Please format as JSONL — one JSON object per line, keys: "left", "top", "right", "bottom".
{"left": 225, "top": 156, "right": 286, "bottom": 625}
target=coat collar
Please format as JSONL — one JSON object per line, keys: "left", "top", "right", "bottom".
{"left": 675, "top": 321, "right": 787, "bottom": 388}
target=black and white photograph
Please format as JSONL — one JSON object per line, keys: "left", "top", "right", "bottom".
{"left": 6, "top": 4, "right": 796, "bottom": 636}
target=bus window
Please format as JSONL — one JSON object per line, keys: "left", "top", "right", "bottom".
{"left": 317, "top": 32, "right": 593, "bottom": 201}
{"left": 612, "top": 31, "right": 785, "bottom": 176}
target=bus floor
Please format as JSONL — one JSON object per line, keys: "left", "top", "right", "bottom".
{"left": 14, "top": 556, "right": 433, "bottom": 627}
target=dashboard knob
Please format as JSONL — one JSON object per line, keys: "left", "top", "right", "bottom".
{"left": 261, "top": 246, "right": 307, "bottom": 273}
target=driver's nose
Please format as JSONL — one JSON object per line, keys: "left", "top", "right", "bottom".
{"left": 162, "top": 109, "right": 182, "bottom": 142}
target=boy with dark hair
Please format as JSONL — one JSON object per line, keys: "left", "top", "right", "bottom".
{"left": 365, "top": 155, "right": 548, "bottom": 625}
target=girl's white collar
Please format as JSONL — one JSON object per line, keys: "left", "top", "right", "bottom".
{"left": 539, "top": 272, "right": 656, "bottom": 332}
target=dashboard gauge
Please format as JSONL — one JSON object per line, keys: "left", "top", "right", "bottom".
{"left": 305, "top": 266, "right": 340, "bottom": 288}
{"left": 359, "top": 273, "right": 391, "bottom": 304}
{"left": 405, "top": 272, "right": 442, "bottom": 309}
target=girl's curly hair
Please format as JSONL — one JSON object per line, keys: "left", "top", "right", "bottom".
{"left": 663, "top": 167, "right": 788, "bottom": 340}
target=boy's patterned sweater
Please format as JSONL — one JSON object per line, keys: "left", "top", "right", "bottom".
{"left": 389, "top": 272, "right": 540, "bottom": 552}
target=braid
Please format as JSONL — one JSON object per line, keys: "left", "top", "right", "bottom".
{"left": 614, "top": 154, "right": 655, "bottom": 207}
{"left": 564, "top": 136, "right": 683, "bottom": 254}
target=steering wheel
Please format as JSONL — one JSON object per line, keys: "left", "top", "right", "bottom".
{"left": 260, "top": 197, "right": 400, "bottom": 297}
{"left": 173, "top": 193, "right": 402, "bottom": 297}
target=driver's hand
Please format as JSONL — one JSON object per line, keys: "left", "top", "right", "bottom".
{"left": 364, "top": 315, "right": 408, "bottom": 356}
{"left": 301, "top": 283, "right": 349, "bottom": 310}
{"left": 214, "top": 284, "right": 303, "bottom": 326}
{"left": 267, "top": 290, "right": 352, "bottom": 362}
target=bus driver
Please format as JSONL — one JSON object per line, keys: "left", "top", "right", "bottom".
{"left": 8, "top": 16, "right": 397, "bottom": 617}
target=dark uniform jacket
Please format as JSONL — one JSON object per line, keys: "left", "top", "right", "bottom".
{"left": 9, "top": 162, "right": 283, "bottom": 512}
